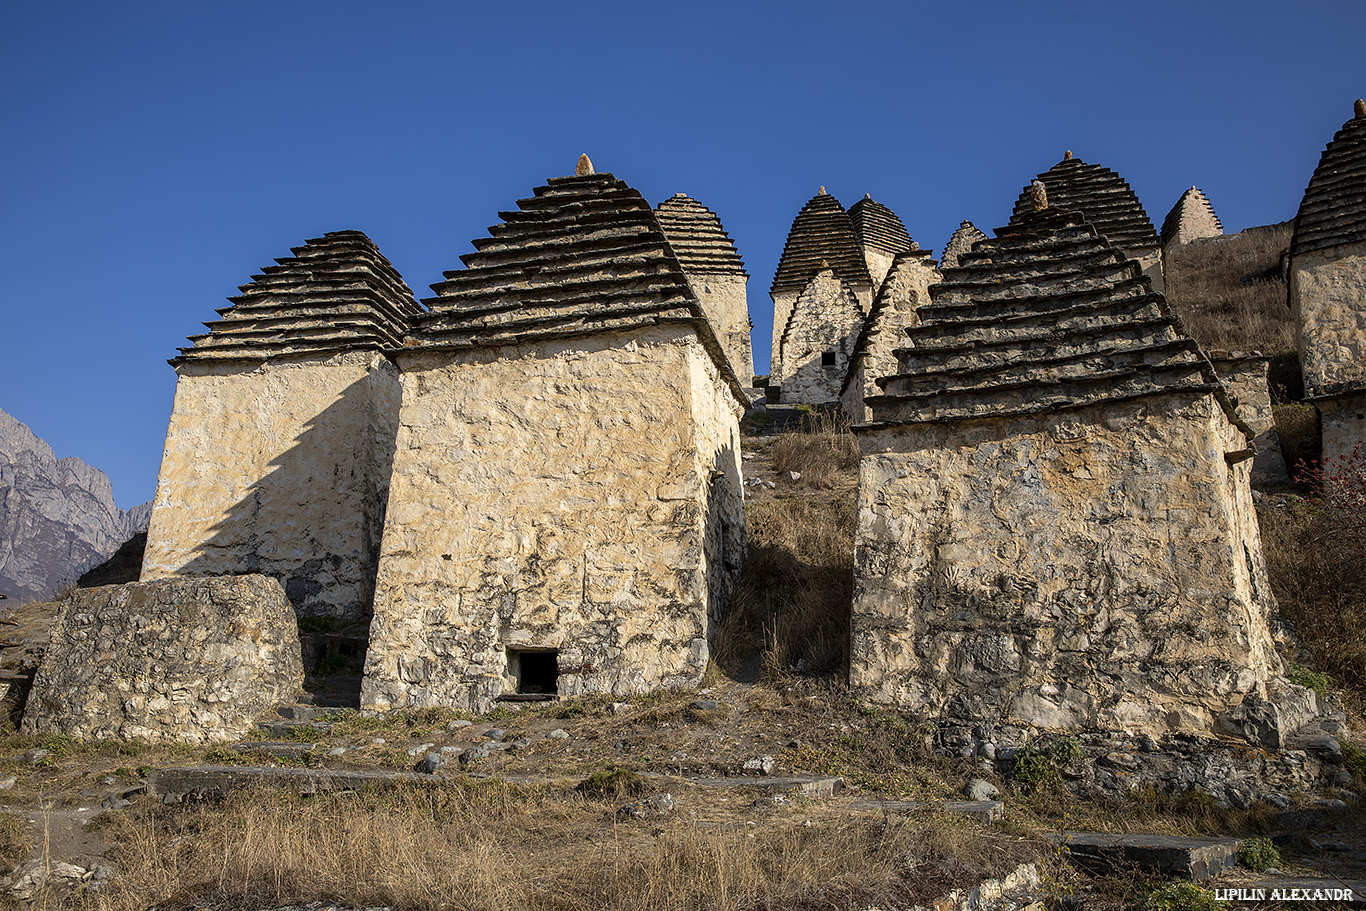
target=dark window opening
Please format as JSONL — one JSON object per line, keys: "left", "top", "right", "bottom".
{"left": 510, "top": 649, "right": 558, "bottom": 695}
{"left": 821, "top": 350, "right": 837, "bottom": 366}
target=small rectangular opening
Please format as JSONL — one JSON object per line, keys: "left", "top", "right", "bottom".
{"left": 509, "top": 648, "right": 558, "bottom": 696}
{"left": 821, "top": 350, "right": 837, "bottom": 366}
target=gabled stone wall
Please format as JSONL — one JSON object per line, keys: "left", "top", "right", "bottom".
{"left": 360, "top": 326, "right": 744, "bottom": 712}
{"left": 777, "top": 269, "right": 865, "bottom": 405}
{"left": 852, "top": 392, "right": 1278, "bottom": 735}
{"left": 841, "top": 253, "right": 940, "bottom": 423}
{"left": 1208, "top": 353, "right": 1289, "bottom": 484}
{"left": 141, "top": 350, "right": 400, "bottom": 625}
{"left": 1290, "top": 243, "right": 1366, "bottom": 397}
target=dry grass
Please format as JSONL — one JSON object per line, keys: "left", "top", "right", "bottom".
{"left": 1273, "top": 403, "right": 1321, "bottom": 475}
{"left": 716, "top": 421, "right": 857, "bottom": 679}
{"left": 1163, "top": 223, "right": 1296, "bottom": 366}
{"left": 76, "top": 782, "right": 1034, "bottom": 911}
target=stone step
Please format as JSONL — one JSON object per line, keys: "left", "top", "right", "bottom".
{"left": 850, "top": 799, "right": 1004, "bottom": 824}
{"left": 682, "top": 775, "right": 845, "bottom": 799}
{"left": 232, "top": 742, "right": 323, "bottom": 761}
{"left": 1048, "top": 831, "right": 1241, "bottom": 882}
{"left": 255, "top": 719, "right": 334, "bottom": 738}
{"left": 273, "top": 704, "right": 338, "bottom": 723}
{"left": 147, "top": 766, "right": 447, "bottom": 803}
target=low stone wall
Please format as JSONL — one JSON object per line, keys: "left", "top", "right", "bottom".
{"left": 21, "top": 575, "right": 302, "bottom": 743}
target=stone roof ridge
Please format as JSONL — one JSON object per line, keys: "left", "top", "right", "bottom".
{"left": 1161, "top": 186, "right": 1224, "bottom": 246}
{"left": 654, "top": 193, "right": 748, "bottom": 277}
{"left": 848, "top": 195, "right": 917, "bottom": 256}
{"left": 173, "top": 230, "right": 424, "bottom": 366}
{"left": 939, "top": 220, "right": 988, "bottom": 270}
{"left": 408, "top": 170, "right": 747, "bottom": 404}
{"left": 1290, "top": 101, "right": 1366, "bottom": 257}
{"left": 862, "top": 207, "right": 1248, "bottom": 435}
{"left": 1008, "top": 155, "right": 1158, "bottom": 250}
{"left": 770, "top": 190, "right": 874, "bottom": 295}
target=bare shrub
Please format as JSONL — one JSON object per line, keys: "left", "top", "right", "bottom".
{"left": 1163, "top": 223, "right": 1295, "bottom": 356}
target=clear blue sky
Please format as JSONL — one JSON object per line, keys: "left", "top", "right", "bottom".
{"left": 2, "top": 1, "right": 1363, "bottom": 509}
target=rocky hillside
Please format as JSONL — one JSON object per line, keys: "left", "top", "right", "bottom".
{"left": 0, "top": 408, "right": 150, "bottom": 601}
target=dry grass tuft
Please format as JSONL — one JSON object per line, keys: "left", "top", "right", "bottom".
{"left": 1163, "top": 223, "right": 1296, "bottom": 364}
{"left": 88, "top": 783, "right": 1034, "bottom": 911}
{"left": 717, "top": 421, "right": 857, "bottom": 679}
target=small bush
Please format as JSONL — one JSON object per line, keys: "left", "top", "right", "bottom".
{"left": 1341, "top": 741, "right": 1366, "bottom": 785}
{"left": 1239, "top": 837, "right": 1281, "bottom": 873}
{"left": 1049, "top": 736, "right": 1082, "bottom": 766}
{"left": 1012, "top": 746, "right": 1058, "bottom": 787}
{"left": 1144, "top": 881, "right": 1225, "bottom": 910}
{"left": 1286, "top": 662, "right": 1329, "bottom": 698}
{"left": 575, "top": 767, "right": 646, "bottom": 800}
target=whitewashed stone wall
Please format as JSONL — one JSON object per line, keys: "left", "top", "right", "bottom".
{"left": 1209, "top": 355, "right": 1289, "bottom": 485}
{"left": 778, "top": 269, "right": 865, "bottom": 405}
{"left": 841, "top": 259, "right": 941, "bottom": 423}
{"left": 770, "top": 289, "right": 800, "bottom": 378}
{"left": 1290, "top": 243, "right": 1366, "bottom": 396}
{"left": 1320, "top": 392, "right": 1366, "bottom": 463}
{"left": 360, "top": 325, "right": 745, "bottom": 712}
{"left": 141, "top": 351, "right": 400, "bottom": 626}
{"left": 862, "top": 247, "right": 898, "bottom": 290}
{"left": 851, "top": 392, "right": 1280, "bottom": 736}
{"left": 690, "top": 273, "right": 754, "bottom": 386}
{"left": 1130, "top": 246, "right": 1166, "bottom": 294}
{"left": 22, "top": 575, "right": 302, "bottom": 743}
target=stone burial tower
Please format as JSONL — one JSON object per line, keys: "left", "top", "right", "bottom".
{"left": 850, "top": 201, "right": 1285, "bottom": 738}
{"left": 1010, "top": 151, "right": 1165, "bottom": 292}
{"left": 769, "top": 190, "right": 915, "bottom": 404}
{"left": 359, "top": 157, "right": 749, "bottom": 713}
{"left": 655, "top": 193, "right": 754, "bottom": 388}
{"left": 141, "top": 230, "right": 423, "bottom": 633}
{"left": 1289, "top": 99, "right": 1366, "bottom": 464}
{"left": 1161, "top": 186, "right": 1224, "bottom": 248}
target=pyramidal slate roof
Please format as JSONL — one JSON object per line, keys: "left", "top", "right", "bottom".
{"left": 848, "top": 195, "right": 916, "bottom": 256}
{"left": 1291, "top": 101, "right": 1366, "bottom": 257}
{"left": 1161, "top": 187, "right": 1223, "bottom": 246}
{"left": 1009, "top": 155, "right": 1158, "bottom": 251}
{"left": 940, "top": 220, "right": 987, "bottom": 270}
{"left": 840, "top": 248, "right": 937, "bottom": 396}
{"left": 654, "top": 194, "right": 747, "bottom": 277}
{"left": 174, "top": 230, "right": 423, "bottom": 366}
{"left": 770, "top": 190, "right": 873, "bottom": 295}
{"left": 864, "top": 208, "right": 1238, "bottom": 430}
{"left": 409, "top": 169, "right": 745, "bottom": 400}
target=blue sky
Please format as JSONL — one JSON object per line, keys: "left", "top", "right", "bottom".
{"left": 2, "top": 0, "right": 1363, "bottom": 509}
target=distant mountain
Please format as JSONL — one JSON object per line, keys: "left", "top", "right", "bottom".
{"left": 0, "top": 408, "right": 150, "bottom": 601}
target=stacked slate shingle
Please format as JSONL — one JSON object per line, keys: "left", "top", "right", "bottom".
{"left": 770, "top": 190, "right": 873, "bottom": 295}
{"left": 174, "top": 231, "right": 422, "bottom": 365}
{"left": 1161, "top": 187, "right": 1224, "bottom": 247}
{"left": 408, "top": 173, "right": 742, "bottom": 398}
{"left": 865, "top": 208, "right": 1231, "bottom": 428}
{"left": 1291, "top": 101, "right": 1366, "bottom": 258}
{"left": 939, "top": 220, "right": 987, "bottom": 270}
{"left": 848, "top": 194, "right": 917, "bottom": 258}
{"left": 1009, "top": 155, "right": 1158, "bottom": 252}
{"left": 654, "top": 193, "right": 747, "bottom": 278}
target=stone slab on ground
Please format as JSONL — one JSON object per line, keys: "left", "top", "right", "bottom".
{"left": 233, "top": 742, "right": 324, "bottom": 761}
{"left": 1049, "top": 831, "right": 1240, "bottom": 881}
{"left": 685, "top": 775, "right": 845, "bottom": 798}
{"left": 850, "top": 799, "right": 1004, "bottom": 823}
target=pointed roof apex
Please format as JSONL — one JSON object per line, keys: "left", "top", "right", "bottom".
{"left": 771, "top": 190, "right": 872, "bottom": 294}
{"left": 818, "top": 258, "right": 831, "bottom": 270}
{"left": 673, "top": 192, "right": 687, "bottom": 198}
{"left": 819, "top": 186, "right": 827, "bottom": 195}
{"left": 1356, "top": 99, "right": 1365, "bottom": 118}
{"left": 1064, "top": 150, "right": 1073, "bottom": 160}
{"left": 576, "top": 154, "right": 594, "bottom": 176}
{"left": 1291, "top": 103, "right": 1366, "bottom": 255}
{"left": 654, "top": 192, "right": 747, "bottom": 277}
{"left": 864, "top": 193, "right": 871, "bottom": 199}
{"left": 1161, "top": 186, "right": 1223, "bottom": 246}
{"left": 1010, "top": 156, "right": 1157, "bottom": 249}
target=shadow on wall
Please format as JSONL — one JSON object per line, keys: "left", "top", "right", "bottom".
{"left": 703, "top": 438, "right": 745, "bottom": 640}
{"left": 176, "top": 374, "right": 397, "bottom": 642}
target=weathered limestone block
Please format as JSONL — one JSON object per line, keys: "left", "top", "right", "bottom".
{"left": 851, "top": 392, "right": 1281, "bottom": 736}
{"left": 778, "top": 269, "right": 865, "bottom": 405}
{"left": 689, "top": 272, "right": 753, "bottom": 387}
{"left": 1319, "top": 391, "right": 1366, "bottom": 463}
{"left": 1130, "top": 245, "right": 1166, "bottom": 295}
{"left": 22, "top": 575, "right": 303, "bottom": 743}
{"left": 141, "top": 350, "right": 400, "bottom": 625}
{"left": 1290, "top": 244, "right": 1366, "bottom": 397}
{"left": 1208, "top": 353, "right": 1289, "bottom": 485}
{"left": 841, "top": 254, "right": 941, "bottom": 423}
{"left": 361, "top": 327, "right": 745, "bottom": 712}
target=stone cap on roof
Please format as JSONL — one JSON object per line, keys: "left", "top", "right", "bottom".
{"left": 940, "top": 220, "right": 987, "bottom": 270}
{"left": 654, "top": 193, "right": 748, "bottom": 277}
{"left": 1161, "top": 187, "right": 1224, "bottom": 246}
{"left": 1291, "top": 100, "right": 1366, "bottom": 257}
{"left": 861, "top": 208, "right": 1243, "bottom": 433}
{"left": 848, "top": 194, "right": 917, "bottom": 257}
{"left": 770, "top": 190, "right": 873, "bottom": 295}
{"left": 173, "top": 230, "right": 423, "bottom": 366}
{"left": 408, "top": 168, "right": 746, "bottom": 404}
{"left": 1009, "top": 155, "right": 1158, "bottom": 251}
